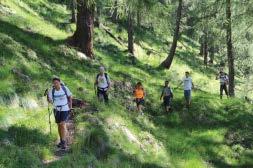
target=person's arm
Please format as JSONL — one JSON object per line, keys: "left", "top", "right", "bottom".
{"left": 192, "top": 81, "right": 195, "bottom": 90}
{"left": 107, "top": 75, "right": 111, "bottom": 90}
{"left": 48, "top": 89, "right": 53, "bottom": 104}
{"left": 68, "top": 96, "right": 73, "bottom": 110}
{"left": 216, "top": 73, "right": 219, "bottom": 80}
{"left": 160, "top": 89, "right": 164, "bottom": 100}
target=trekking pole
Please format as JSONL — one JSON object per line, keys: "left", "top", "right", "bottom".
{"left": 44, "top": 88, "right": 52, "bottom": 134}
{"left": 48, "top": 102, "right": 52, "bottom": 134}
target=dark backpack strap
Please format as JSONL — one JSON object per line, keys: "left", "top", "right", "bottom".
{"left": 52, "top": 85, "right": 70, "bottom": 102}
{"left": 104, "top": 73, "right": 109, "bottom": 86}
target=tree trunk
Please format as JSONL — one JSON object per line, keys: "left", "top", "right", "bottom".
{"left": 95, "top": 5, "right": 101, "bottom": 28}
{"left": 203, "top": 32, "right": 208, "bottom": 66}
{"left": 137, "top": 10, "right": 141, "bottom": 27}
{"left": 209, "top": 45, "right": 214, "bottom": 64}
{"left": 128, "top": 11, "right": 134, "bottom": 55}
{"left": 70, "top": 0, "right": 77, "bottom": 23}
{"left": 226, "top": 0, "right": 235, "bottom": 96}
{"left": 199, "top": 36, "right": 204, "bottom": 56}
{"left": 70, "top": 0, "right": 94, "bottom": 58}
{"left": 112, "top": 0, "right": 118, "bottom": 22}
{"left": 160, "top": 0, "right": 183, "bottom": 69}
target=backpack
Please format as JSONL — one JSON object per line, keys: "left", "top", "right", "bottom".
{"left": 96, "top": 73, "right": 109, "bottom": 87}
{"left": 51, "top": 83, "right": 70, "bottom": 103}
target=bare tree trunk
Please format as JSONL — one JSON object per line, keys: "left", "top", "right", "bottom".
{"left": 226, "top": 0, "right": 235, "bottom": 96}
{"left": 160, "top": 0, "right": 183, "bottom": 69}
{"left": 199, "top": 36, "right": 204, "bottom": 56}
{"left": 70, "top": 0, "right": 77, "bottom": 23}
{"left": 95, "top": 5, "right": 101, "bottom": 28}
{"left": 69, "top": 0, "right": 95, "bottom": 58}
{"left": 137, "top": 10, "right": 141, "bottom": 27}
{"left": 203, "top": 31, "right": 208, "bottom": 66}
{"left": 112, "top": 0, "right": 118, "bottom": 22}
{"left": 209, "top": 45, "right": 214, "bottom": 64}
{"left": 128, "top": 11, "right": 134, "bottom": 55}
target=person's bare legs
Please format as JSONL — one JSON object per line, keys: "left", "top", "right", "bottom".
{"left": 57, "top": 122, "right": 67, "bottom": 148}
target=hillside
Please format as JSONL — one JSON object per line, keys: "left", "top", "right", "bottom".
{"left": 0, "top": 0, "right": 253, "bottom": 168}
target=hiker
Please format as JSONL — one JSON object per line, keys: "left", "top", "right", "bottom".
{"left": 94, "top": 66, "right": 111, "bottom": 103}
{"left": 48, "top": 77, "right": 72, "bottom": 150}
{"left": 133, "top": 82, "right": 145, "bottom": 115}
{"left": 160, "top": 80, "right": 174, "bottom": 113}
{"left": 216, "top": 70, "right": 229, "bottom": 99}
{"left": 181, "top": 71, "right": 194, "bottom": 108}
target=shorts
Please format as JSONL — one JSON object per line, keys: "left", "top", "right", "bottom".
{"left": 97, "top": 88, "right": 109, "bottom": 103}
{"left": 54, "top": 110, "right": 69, "bottom": 123}
{"left": 184, "top": 90, "right": 191, "bottom": 101}
{"left": 135, "top": 98, "right": 144, "bottom": 106}
{"left": 163, "top": 96, "right": 172, "bottom": 107}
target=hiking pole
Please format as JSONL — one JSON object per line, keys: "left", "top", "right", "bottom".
{"left": 48, "top": 102, "right": 52, "bottom": 134}
{"left": 44, "top": 88, "right": 52, "bottom": 134}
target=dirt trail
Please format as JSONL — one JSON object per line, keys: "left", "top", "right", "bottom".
{"left": 42, "top": 111, "right": 76, "bottom": 165}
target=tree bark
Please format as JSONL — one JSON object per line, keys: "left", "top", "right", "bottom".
{"left": 128, "top": 11, "right": 134, "bottom": 55}
{"left": 70, "top": 0, "right": 77, "bottom": 23}
{"left": 226, "top": 0, "right": 235, "bottom": 96}
{"left": 70, "top": 0, "right": 95, "bottom": 58}
{"left": 160, "top": 0, "right": 183, "bottom": 69}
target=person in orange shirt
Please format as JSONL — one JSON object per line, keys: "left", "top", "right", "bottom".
{"left": 133, "top": 82, "right": 145, "bottom": 115}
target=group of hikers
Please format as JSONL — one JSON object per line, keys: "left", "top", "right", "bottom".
{"left": 46, "top": 66, "right": 229, "bottom": 150}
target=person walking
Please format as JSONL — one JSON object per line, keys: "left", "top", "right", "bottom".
{"left": 48, "top": 77, "right": 72, "bottom": 150}
{"left": 94, "top": 66, "right": 111, "bottom": 103}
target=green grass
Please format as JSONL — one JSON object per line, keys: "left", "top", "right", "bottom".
{"left": 0, "top": 0, "right": 253, "bottom": 167}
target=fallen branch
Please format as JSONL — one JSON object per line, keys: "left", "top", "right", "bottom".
{"left": 100, "top": 24, "right": 125, "bottom": 46}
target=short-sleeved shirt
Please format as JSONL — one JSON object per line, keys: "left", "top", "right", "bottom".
{"left": 162, "top": 87, "right": 173, "bottom": 97}
{"left": 219, "top": 74, "right": 228, "bottom": 85}
{"left": 97, "top": 74, "right": 111, "bottom": 89}
{"left": 134, "top": 88, "right": 144, "bottom": 99}
{"left": 48, "top": 86, "right": 72, "bottom": 111}
{"left": 182, "top": 77, "right": 192, "bottom": 91}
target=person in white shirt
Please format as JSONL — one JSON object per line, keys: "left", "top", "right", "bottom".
{"left": 216, "top": 70, "right": 229, "bottom": 99}
{"left": 48, "top": 77, "right": 72, "bottom": 150}
{"left": 94, "top": 66, "right": 111, "bottom": 103}
{"left": 181, "top": 71, "right": 194, "bottom": 108}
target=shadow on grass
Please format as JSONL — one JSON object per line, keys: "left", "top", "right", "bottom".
{"left": 0, "top": 125, "right": 51, "bottom": 147}
{"left": 0, "top": 125, "right": 52, "bottom": 167}
{"left": 149, "top": 91, "right": 253, "bottom": 167}
{"left": 47, "top": 111, "right": 166, "bottom": 168}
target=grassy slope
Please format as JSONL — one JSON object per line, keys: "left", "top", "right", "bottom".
{"left": 0, "top": 0, "right": 253, "bottom": 167}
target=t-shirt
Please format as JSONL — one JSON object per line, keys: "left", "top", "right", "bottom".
{"left": 162, "top": 87, "right": 173, "bottom": 97}
{"left": 97, "top": 74, "right": 111, "bottom": 89}
{"left": 219, "top": 74, "right": 228, "bottom": 85}
{"left": 134, "top": 88, "right": 144, "bottom": 99}
{"left": 48, "top": 86, "right": 72, "bottom": 111}
{"left": 182, "top": 77, "right": 192, "bottom": 90}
